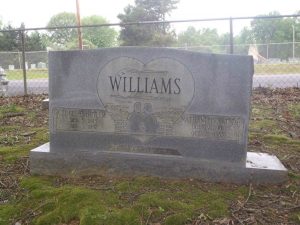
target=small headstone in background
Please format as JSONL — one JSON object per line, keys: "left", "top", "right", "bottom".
{"left": 0, "top": 67, "right": 9, "bottom": 97}
{"left": 37, "top": 62, "right": 47, "bottom": 69}
{"left": 42, "top": 98, "right": 49, "bottom": 109}
{"left": 8, "top": 65, "right": 15, "bottom": 70}
{"left": 30, "top": 64, "right": 36, "bottom": 69}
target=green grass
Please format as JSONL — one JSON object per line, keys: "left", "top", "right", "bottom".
{"left": 0, "top": 104, "right": 25, "bottom": 119}
{"left": 251, "top": 104, "right": 274, "bottom": 118}
{"left": 4, "top": 63, "right": 300, "bottom": 80}
{"left": 249, "top": 104, "right": 285, "bottom": 134}
{"left": 255, "top": 63, "right": 300, "bottom": 75}
{"left": 6, "top": 69, "right": 48, "bottom": 80}
{"left": 249, "top": 119, "right": 280, "bottom": 133}
{"left": 0, "top": 176, "right": 247, "bottom": 225}
{"left": 288, "top": 103, "right": 300, "bottom": 120}
{"left": 0, "top": 102, "right": 48, "bottom": 162}
{"left": 0, "top": 127, "right": 49, "bottom": 162}
{"left": 0, "top": 103, "right": 24, "bottom": 114}
{"left": 0, "top": 98, "right": 247, "bottom": 224}
{"left": 0, "top": 92, "right": 299, "bottom": 224}
{"left": 263, "top": 134, "right": 300, "bottom": 151}
{"left": 249, "top": 98, "right": 300, "bottom": 153}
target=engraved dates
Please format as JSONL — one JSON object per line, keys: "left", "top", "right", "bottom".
{"left": 52, "top": 107, "right": 244, "bottom": 143}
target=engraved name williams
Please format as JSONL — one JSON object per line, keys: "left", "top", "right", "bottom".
{"left": 108, "top": 69, "right": 181, "bottom": 94}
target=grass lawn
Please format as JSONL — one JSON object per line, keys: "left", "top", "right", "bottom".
{"left": 0, "top": 89, "right": 299, "bottom": 225}
{"left": 6, "top": 69, "right": 48, "bottom": 80}
{"left": 254, "top": 63, "right": 300, "bottom": 75}
{"left": 3, "top": 64, "right": 300, "bottom": 81}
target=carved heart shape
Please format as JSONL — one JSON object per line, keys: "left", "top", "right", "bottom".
{"left": 97, "top": 57, "right": 194, "bottom": 136}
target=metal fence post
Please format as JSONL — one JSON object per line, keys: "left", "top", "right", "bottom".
{"left": 229, "top": 17, "right": 234, "bottom": 54}
{"left": 20, "top": 26, "right": 28, "bottom": 95}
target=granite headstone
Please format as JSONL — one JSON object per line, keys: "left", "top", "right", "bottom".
{"left": 8, "top": 65, "right": 15, "bottom": 70}
{"left": 30, "top": 47, "right": 287, "bottom": 184}
{"left": 37, "top": 62, "right": 47, "bottom": 69}
{"left": 30, "top": 64, "right": 36, "bottom": 69}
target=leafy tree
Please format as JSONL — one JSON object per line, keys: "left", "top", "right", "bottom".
{"left": 175, "top": 11, "right": 300, "bottom": 57}
{"left": 82, "top": 15, "right": 117, "bottom": 47}
{"left": 177, "top": 26, "right": 200, "bottom": 46}
{"left": 46, "top": 12, "right": 117, "bottom": 49}
{"left": 250, "top": 11, "right": 297, "bottom": 59}
{"left": 47, "top": 12, "right": 77, "bottom": 47}
{"left": 177, "top": 27, "right": 219, "bottom": 46}
{"left": 217, "top": 33, "right": 231, "bottom": 54}
{"left": 234, "top": 28, "right": 253, "bottom": 54}
{"left": 0, "top": 22, "right": 46, "bottom": 51}
{"left": 235, "top": 28, "right": 253, "bottom": 44}
{"left": 118, "top": 6, "right": 156, "bottom": 46}
{"left": 25, "top": 31, "right": 47, "bottom": 51}
{"left": 66, "top": 38, "right": 96, "bottom": 50}
{"left": 135, "top": 0, "right": 178, "bottom": 31}
{"left": 118, "top": 0, "right": 178, "bottom": 46}
{"left": 251, "top": 12, "right": 289, "bottom": 43}
{"left": 177, "top": 26, "right": 222, "bottom": 53}
{"left": 0, "top": 24, "right": 19, "bottom": 51}
{"left": 0, "top": 23, "right": 21, "bottom": 68}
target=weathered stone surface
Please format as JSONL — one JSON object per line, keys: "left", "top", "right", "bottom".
{"left": 48, "top": 48, "right": 253, "bottom": 163}
{"left": 30, "top": 143, "right": 287, "bottom": 184}
{"left": 30, "top": 47, "right": 287, "bottom": 183}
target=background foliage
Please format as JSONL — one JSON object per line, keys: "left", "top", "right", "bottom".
{"left": 0, "top": 3, "right": 299, "bottom": 53}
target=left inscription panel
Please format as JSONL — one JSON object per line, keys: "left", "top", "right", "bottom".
{"left": 53, "top": 108, "right": 107, "bottom": 132}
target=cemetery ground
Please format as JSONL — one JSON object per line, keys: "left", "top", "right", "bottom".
{"left": 0, "top": 89, "right": 299, "bottom": 225}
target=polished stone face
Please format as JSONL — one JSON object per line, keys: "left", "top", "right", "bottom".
{"left": 49, "top": 47, "right": 253, "bottom": 164}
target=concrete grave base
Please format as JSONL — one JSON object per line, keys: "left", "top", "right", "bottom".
{"left": 30, "top": 143, "right": 287, "bottom": 184}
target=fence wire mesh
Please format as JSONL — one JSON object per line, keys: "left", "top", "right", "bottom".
{"left": 0, "top": 15, "right": 300, "bottom": 97}
{"left": 0, "top": 51, "right": 48, "bottom": 96}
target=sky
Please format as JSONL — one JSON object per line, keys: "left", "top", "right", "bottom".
{"left": 0, "top": 0, "right": 299, "bottom": 34}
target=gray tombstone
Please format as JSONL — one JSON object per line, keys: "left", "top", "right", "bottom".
{"left": 42, "top": 98, "right": 49, "bottom": 109}
{"left": 8, "top": 65, "right": 15, "bottom": 70}
{"left": 30, "top": 47, "right": 287, "bottom": 184}
{"left": 0, "top": 67, "right": 9, "bottom": 97}
{"left": 37, "top": 62, "right": 47, "bottom": 69}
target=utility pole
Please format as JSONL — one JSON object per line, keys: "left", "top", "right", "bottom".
{"left": 20, "top": 23, "right": 27, "bottom": 95}
{"left": 292, "top": 25, "right": 295, "bottom": 59}
{"left": 229, "top": 18, "right": 234, "bottom": 54}
{"left": 76, "top": 0, "right": 83, "bottom": 50}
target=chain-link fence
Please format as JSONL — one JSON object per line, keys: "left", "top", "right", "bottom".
{"left": 0, "top": 14, "right": 300, "bottom": 96}
{"left": 0, "top": 51, "right": 48, "bottom": 96}
{"left": 179, "top": 42, "right": 300, "bottom": 88}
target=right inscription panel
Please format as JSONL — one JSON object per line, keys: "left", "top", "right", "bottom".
{"left": 183, "top": 114, "right": 244, "bottom": 143}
